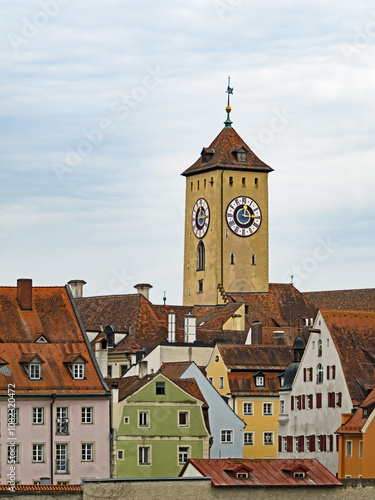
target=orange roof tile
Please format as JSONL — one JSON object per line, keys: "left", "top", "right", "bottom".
{"left": 304, "top": 289, "right": 375, "bottom": 312}
{"left": 0, "top": 484, "right": 82, "bottom": 491}
{"left": 218, "top": 344, "right": 293, "bottom": 370}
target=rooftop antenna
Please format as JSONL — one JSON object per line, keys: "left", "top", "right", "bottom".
{"left": 224, "top": 76, "right": 233, "bottom": 128}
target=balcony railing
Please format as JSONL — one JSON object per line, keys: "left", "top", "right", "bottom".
{"left": 56, "top": 459, "right": 69, "bottom": 474}
{"left": 56, "top": 418, "right": 69, "bottom": 435}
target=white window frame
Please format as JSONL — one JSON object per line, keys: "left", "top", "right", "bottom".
{"left": 32, "top": 407, "right": 44, "bottom": 425}
{"left": 81, "top": 443, "right": 93, "bottom": 462}
{"left": 316, "top": 363, "right": 324, "bottom": 384}
{"left": 30, "top": 363, "right": 41, "bottom": 380}
{"left": 73, "top": 363, "right": 84, "bottom": 380}
{"left": 178, "top": 446, "right": 190, "bottom": 465}
{"left": 219, "top": 376, "right": 224, "bottom": 390}
{"left": 32, "top": 444, "right": 44, "bottom": 463}
{"left": 294, "top": 436, "right": 299, "bottom": 452}
{"left": 255, "top": 375, "right": 264, "bottom": 387}
{"left": 81, "top": 407, "right": 93, "bottom": 424}
{"left": 138, "top": 410, "right": 150, "bottom": 428}
{"left": 138, "top": 446, "right": 151, "bottom": 465}
{"left": 244, "top": 432, "right": 254, "bottom": 446}
{"left": 263, "top": 402, "right": 273, "bottom": 416}
{"left": 221, "top": 429, "right": 233, "bottom": 444}
{"left": 346, "top": 440, "right": 352, "bottom": 458}
{"left": 263, "top": 432, "right": 274, "bottom": 446}
{"left": 243, "top": 402, "right": 253, "bottom": 415}
{"left": 282, "top": 436, "right": 287, "bottom": 452}
{"left": 178, "top": 411, "right": 189, "bottom": 427}
{"left": 280, "top": 400, "right": 285, "bottom": 414}
{"left": 56, "top": 443, "right": 68, "bottom": 473}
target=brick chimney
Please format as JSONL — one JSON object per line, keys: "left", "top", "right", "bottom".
{"left": 17, "top": 279, "right": 32, "bottom": 310}
{"left": 251, "top": 321, "right": 263, "bottom": 344}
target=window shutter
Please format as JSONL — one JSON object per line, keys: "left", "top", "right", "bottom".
{"left": 316, "top": 393, "right": 322, "bottom": 408}
{"left": 329, "top": 434, "right": 333, "bottom": 452}
{"left": 309, "top": 367, "right": 313, "bottom": 381}
{"left": 278, "top": 435, "right": 282, "bottom": 452}
{"left": 291, "top": 396, "right": 294, "bottom": 411}
{"left": 322, "top": 435, "right": 326, "bottom": 452}
{"left": 309, "top": 435, "right": 315, "bottom": 452}
{"left": 298, "top": 435, "right": 304, "bottom": 452}
{"left": 287, "top": 436, "right": 293, "bottom": 452}
{"left": 337, "top": 392, "right": 342, "bottom": 408}
{"left": 327, "top": 365, "right": 330, "bottom": 380}
{"left": 332, "top": 365, "right": 336, "bottom": 379}
{"left": 310, "top": 394, "right": 313, "bottom": 409}
{"left": 302, "top": 394, "right": 305, "bottom": 410}
{"left": 303, "top": 368, "right": 306, "bottom": 382}
{"left": 336, "top": 435, "right": 339, "bottom": 452}
{"left": 297, "top": 395, "right": 301, "bottom": 410}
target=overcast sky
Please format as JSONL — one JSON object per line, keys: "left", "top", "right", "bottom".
{"left": 1, "top": 0, "right": 374, "bottom": 305}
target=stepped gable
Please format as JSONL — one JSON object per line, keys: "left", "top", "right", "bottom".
{"left": 0, "top": 285, "right": 107, "bottom": 395}
{"left": 322, "top": 310, "right": 375, "bottom": 405}
{"left": 228, "top": 283, "right": 318, "bottom": 329}
{"left": 304, "top": 289, "right": 375, "bottom": 312}
{"left": 182, "top": 126, "right": 273, "bottom": 177}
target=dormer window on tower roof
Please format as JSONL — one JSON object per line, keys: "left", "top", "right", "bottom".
{"left": 201, "top": 147, "right": 215, "bottom": 164}
{"left": 231, "top": 146, "right": 247, "bottom": 163}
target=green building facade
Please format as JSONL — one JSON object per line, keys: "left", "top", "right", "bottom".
{"left": 114, "top": 373, "right": 211, "bottom": 478}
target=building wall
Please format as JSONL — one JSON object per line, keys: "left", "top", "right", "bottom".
{"left": 205, "top": 345, "right": 230, "bottom": 396}
{"left": 277, "top": 312, "right": 352, "bottom": 475}
{"left": 183, "top": 169, "right": 269, "bottom": 307}
{"left": 1, "top": 397, "right": 110, "bottom": 484}
{"left": 338, "top": 434, "right": 362, "bottom": 478}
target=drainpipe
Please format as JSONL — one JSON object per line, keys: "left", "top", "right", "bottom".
{"left": 50, "top": 395, "right": 56, "bottom": 484}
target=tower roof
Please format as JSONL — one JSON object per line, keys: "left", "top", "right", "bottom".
{"left": 182, "top": 126, "right": 273, "bottom": 177}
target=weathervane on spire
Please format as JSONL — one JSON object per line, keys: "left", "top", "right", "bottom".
{"left": 224, "top": 76, "right": 233, "bottom": 128}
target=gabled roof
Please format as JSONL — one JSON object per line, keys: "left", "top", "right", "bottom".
{"left": 228, "top": 371, "right": 285, "bottom": 397}
{"left": 0, "top": 284, "right": 108, "bottom": 395}
{"left": 182, "top": 127, "right": 273, "bottom": 177}
{"left": 322, "top": 310, "right": 375, "bottom": 405}
{"left": 180, "top": 458, "right": 342, "bottom": 487}
{"left": 304, "top": 289, "right": 375, "bottom": 312}
{"left": 0, "top": 485, "right": 82, "bottom": 492}
{"left": 336, "top": 387, "right": 375, "bottom": 435}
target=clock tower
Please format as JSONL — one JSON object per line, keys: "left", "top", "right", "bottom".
{"left": 182, "top": 82, "right": 273, "bottom": 306}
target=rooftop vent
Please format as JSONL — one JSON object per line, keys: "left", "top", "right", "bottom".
{"left": 134, "top": 283, "right": 152, "bottom": 300}
{"left": 68, "top": 279, "right": 86, "bottom": 299}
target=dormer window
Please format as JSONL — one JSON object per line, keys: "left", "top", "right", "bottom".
{"left": 201, "top": 148, "right": 214, "bottom": 164}
{"left": 30, "top": 363, "right": 41, "bottom": 380}
{"left": 254, "top": 372, "right": 265, "bottom": 387}
{"left": 237, "top": 472, "right": 248, "bottom": 478}
{"left": 231, "top": 146, "right": 247, "bottom": 163}
{"left": 73, "top": 363, "right": 85, "bottom": 380}
{"left": 294, "top": 472, "right": 305, "bottom": 478}
{"left": 237, "top": 152, "right": 246, "bottom": 162}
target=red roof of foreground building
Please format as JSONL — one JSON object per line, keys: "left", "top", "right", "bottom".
{"left": 180, "top": 458, "right": 342, "bottom": 487}
{"left": 0, "top": 484, "right": 82, "bottom": 492}
{"left": 0, "top": 281, "right": 108, "bottom": 395}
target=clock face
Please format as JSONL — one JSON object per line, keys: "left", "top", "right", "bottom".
{"left": 192, "top": 198, "right": 210, "bottom": 238}
{"left": 226, "top": 196, "right": 262, "bottom": 237}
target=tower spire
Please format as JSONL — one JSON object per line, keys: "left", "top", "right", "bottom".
{"left": 224, "top": 76, "right": 233, "bottom": 128}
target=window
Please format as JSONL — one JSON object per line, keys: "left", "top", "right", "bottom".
{"left": 237, "top": 152, "right": 246, "bottom": 162}
{"left": 81, "top": 443, "right": 93, "bottom": 462}
{"left": 316, "top": 363, "right": 324, "bottom": 384}
{"left": 139, "top": 446, "right": 151, "bottom": 465}
{"left": 196, "top": 241, "right": 205, "bottom": 271}
{"left": 117, "top": 450, "right": 124, "bottom": 460}
{"left": 237, "top": 472, "right": 248, "bottom": 478}
{"left": 243, "top": 402, "right": 253, "bottom": 415}
{"left": 305, "top": 437, "right": 310, "bottom": 452}
{"left": 244, "top": 432, "right": 254, "bottom": 445}
{"left": 139, "top": 411, "right": 149, "bottom": 428}
{"left": 346, "top": 440, "right": 352, "bottom": 458}
{"left": 219, "top": 376, "right": 224, "bottom": 390}
{"left": 215, "top": 354, "right": 219, "bottom": 362}
{"left": 30, "top": 363, "right": 41, "bottom": 380}
{"left": 178, "top": 411, "right": 189, "bottom": 427}
{"left": 264, "top": 432, "right": 273, "bottom": 445}
{"left": 156, "top": 381, "right": 165, "bottom": 395}
{"left": 294, "top": 472, "right": 305, "bottom": 478}
{"left": 255, "top": 375, "right": 264, "bottom": 387}
{"left": 317, "top": 339, "right": 322, "bottom": 357}
{"left": 123, "top": 416, "right": 129, "bottom": 424}
{"left": 221, "top": 430, "right": 233, "bottom": 443}
{"left": 73, "top": 363, "right": 84, "bottom": 379}
{"left": 32, "top": 444, "right": 44, "bottom": 463}
{"left": 56, "top": 444, "right": 68, "bottom": 473}
{"left": 229, "top": 176, "right": 233, "bottom": 185}
{"left": 307, "top": 394, "right": 313, "bottom": 409}
{"left": 282, "top": 436, "right": 287, "bottom": 452}
{"left": 251, "top": 254, "right": 256, "bottom": 266}
{"left": 107, "top": 365, "right": 112, "bottom": 377}
{"left": 254, "top": 177, "right": 258, "bottom": 186}
{"left": 317, "top": 436, "right": 321, "bottom": 452}
{"left": 359, "top": 440, "right": 363, "bottom": 458}
{"left": 56, "top": 407, "right": 69, "bottom": 435}
{"left": 198, "top": 279, "right": 204, "bottom": 293}
{"left": 208, "top": 377, "right": 213, "bottom": 384}
{"left": 33, "top": 407, "right": 44, "bottom": 425}
{"left": 121, "top": 365, "right": 127, "bottom": 377}
{"left": 230, "top": 253, "right": 235, "bottom": 265}
{"left": 294, "top": 436, "right": 299, "bottom": 452}
{"left": 280, "top": 400, "right": 285, "bottom": 414}
{"left": 81, "top": 407, "right": 93, "bottom": 424}
{"left": 7, "top": 443, "right": 20, "bottom": 464}
{"left": 178, "top": 446, "right": 189, "bottom": 465}
{"left": 263, "top": 403, "right": 273, "bottom": 416}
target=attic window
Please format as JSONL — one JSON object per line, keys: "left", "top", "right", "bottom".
{"left": 73, "top": 363, "right": 85, "bottom": 380}
{"left": 156, "top": 381, "right": 165, "bottom": 395}
{"left": 237, "top": 472, "right": 248, "bottom": 478}
{"left": 36, "top": 336, "right": 48, "bottom": 343}
{"left": 254, "top": 373, "right": 265, "bottom": 387}
{"left": 294, "top": 472, "right": 305, "bottom": 478}
{"left": 237, "top": 152, "right": 246, "bottom": 162}
{"left": 30, "top": 363, "right": 41, "bottom": 380}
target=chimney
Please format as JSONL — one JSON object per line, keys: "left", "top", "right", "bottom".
{"left": 17, "top": 279, "right": 32, "bottom": 310}
{"left": 111, "top": 382, "right": 119, "bottom": 404}
{"left": 134, "top": 283, "right": 152, "bottom": 300}
{"left": 274, "top": 330, "right": 285, "bottom": 346}
{"left": 68, "top": 280, "right": 86, "bottom": 299}
{"left": 168, "top": 311, "right": 176, "bottom": 343}
{"left": 184, "top": 312, "right": 196, "bottom": 343}
{"left": 250, "top": 321, "right": 262, "bottom": 345}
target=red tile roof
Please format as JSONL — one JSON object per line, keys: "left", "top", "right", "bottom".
{"left": 322, "top": 310, "right": 375, "bottom": 405}
{"left": 304, "top": 289, "right": 375, "bottom": 312}
{"left": 182, "top": 126, "right": 273, "bottom": 177}
{"left": 180, "top": 458, "right": 342, "bottom": 486}
{"left": 0, "top": 285, "right": 108, "bottom": 395}
{"left": 0, "top": 484, "right": 82, "bottom": 491}
{"left": 217, "top": 344, "right": 293, "bottom": 370}
{"left": 228, "top": 371, "right": 285, "bottom": 397}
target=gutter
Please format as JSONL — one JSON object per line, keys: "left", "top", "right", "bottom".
{"left": 50, "top": 394, "right": 56, "bottom": 484}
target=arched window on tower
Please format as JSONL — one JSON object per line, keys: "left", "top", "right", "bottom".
{"left": 196, "top": 241, "right": 205, "bottom": 271}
